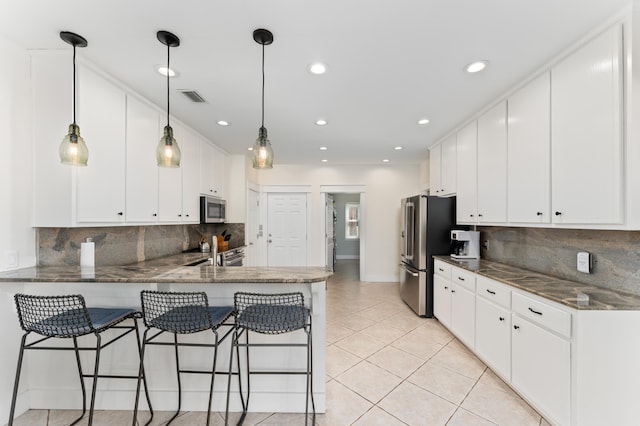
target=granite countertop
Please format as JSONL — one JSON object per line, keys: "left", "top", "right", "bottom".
{"left": 435, "top": 256, "right": 640, "bottom": 311}
{"left": 0, "top": 252, "right": 332, "bottom": 284}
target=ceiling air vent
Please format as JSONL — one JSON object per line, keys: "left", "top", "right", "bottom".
{"left": 178, "top": 89, "right": 207, "bottom": 103}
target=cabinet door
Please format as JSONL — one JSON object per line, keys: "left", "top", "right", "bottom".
{"left": 158, "top": 121, "right": 184, "bottom": 223}
{"left": 429, "top": 144, "right": 442, "bottom": 195}
{"left": 213, "top": 146, "right": 229, "bottom": 198}
{"left": 200, "top": 141, "right": 216, "bottom": 196}
{"left": 476, "top": 297, "right": 511, "bottom": 379}
{"left": 440, "top": 135, "right": 457, "bottom": 196}
{"left": 433, "top": 274, "right": 451, "bottom": 328}
{"left": 456, "top": 121, "right": 478, "bottom": 223}
{"left": 551, "top": 25, "right": 622, "bottom": 224}
{"left": 508, "top": 73, "right": 551, "bottom": 223}
{"left": 181, "top": 130, "right": 200, "bottom": 223}
{"left": 512, "top": 315, "right": 570, "bottom": 426}
{"left": 477, "top": 101, "right": 507, "bottom": 223}
{"left": 125, "top": 96, "right": 160, "bottom": 223}
{"left": 76, "top": 66, "right": 126, "bottom": 223}
{"left": 450, "top": 282, "right": 475, "bottom": 348}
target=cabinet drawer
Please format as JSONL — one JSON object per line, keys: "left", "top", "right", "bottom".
{"left": 451, "top": 267, "right": 476, "bottom": 292}
{"left": 434, "top": 259, "right": 451, "bottom": 279}
{"left": 512, "top": 292, "right": 571, "bottom": 338}
{"left": 477, "top": 275, "right": 511, "bottom": 309}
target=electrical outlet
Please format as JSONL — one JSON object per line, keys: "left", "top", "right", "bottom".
{"left": 577, "top": 251, "right": 591, "bottom": 274}
{"left": 5, "top": 250, "right": 18, "bottom": 269}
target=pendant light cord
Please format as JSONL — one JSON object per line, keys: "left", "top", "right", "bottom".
{"left": 166, "top": 43, "right": 170, "bottom": 127}
{"left": 261, "top": 42, "right": 265, "bottom": 128}
{"left": 72, "top": 44, "right": 77, "bottom": 126}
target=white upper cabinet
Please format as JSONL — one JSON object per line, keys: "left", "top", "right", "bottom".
{"left": 477, "top": 101, "right": 507, "bottom": 223}
{"left": 430, "top": 136, "right": 456, "bottom": 196}
{"left": 551, "top": 24, "right": 623, "bottom": 225}
{"left": 75, "top": 65, "right": 127, "bottom": 223}
{"left": 507, "top": 73, "right": 551, "bottom": 223}
{"left": 456, "top": 121, "right": 478, "bottom": 224}
{"left": 125, "top": 96, "right": 160, "bottom": 223}
{"left": 180, "top": 129, "right": 200, "bottom": 223}
{"left": 200, "top": 141, "right": 229, "bottom": 199}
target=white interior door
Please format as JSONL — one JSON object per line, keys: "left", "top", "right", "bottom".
{"left": 325, "top": 195, "right": 335, "bottom": 271}
{"left": 247, "top": 188, "right": 260, "bottom": 266}
{"left": 267, "top": 193, "right": 307, "bottom": 266}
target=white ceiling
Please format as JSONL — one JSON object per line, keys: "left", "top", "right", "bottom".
{"left": 0, "top": 0, "right": 630, "bottom": 165}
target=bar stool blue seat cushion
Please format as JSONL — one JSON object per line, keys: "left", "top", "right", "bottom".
{"left": 88, "top": 308, "right": 138, "bottom": 330}
{"left": 236, "top": 304, "right": 310, "bottom": 334}
{"left": 151, "top": 305, "right": 234, "bottom": 334}
{"left": 31, "top": 307, "right": 137, "bottom": 338}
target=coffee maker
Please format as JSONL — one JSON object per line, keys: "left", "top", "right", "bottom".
{"left": 450, "top": 230, "right": 480, "bottom": 259}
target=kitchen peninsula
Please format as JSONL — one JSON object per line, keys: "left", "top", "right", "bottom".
{"left": 0, "top": 253, "right": 332, "bottom": 421}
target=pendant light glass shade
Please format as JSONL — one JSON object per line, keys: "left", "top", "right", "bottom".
{"left": 156, "top": 125, "right": 181, "bottom": 167}
{"left": 60, "top": 124, "right": 89, "bottom": 166}
{"left": 59, "top": 31, "right": 88, "bottom": 166}
{"left": 156, "top": 30, "right": 181, "bottom": 167}
{"left": 252, "top": 29, "right": 274, "bottom": 169}
{"left": 252, "top": 126, "right": 273, "bottom": 169}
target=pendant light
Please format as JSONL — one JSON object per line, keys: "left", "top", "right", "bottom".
{"left": 156, "top": 30, "right": 181, "bottom": 168}
{"left": 59, "top": 31, "right": 89, "bottom": 166}
{"left": 252, "top": 29, "right": 274, "bottom": 169}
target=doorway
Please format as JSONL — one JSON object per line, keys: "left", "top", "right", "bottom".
{"left": 266, "top": 192, "right": 308, "bottom": 266}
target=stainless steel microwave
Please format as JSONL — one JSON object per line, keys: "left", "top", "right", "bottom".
{"left": 200, "top": 196, "right": 226, "bottom": 223}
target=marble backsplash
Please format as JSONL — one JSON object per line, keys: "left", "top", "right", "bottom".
{"left": 479, "top": 226, "right": 640, "bottom": 296}
{"left": 37, "top": 223, "right": 245, "bottom": 266}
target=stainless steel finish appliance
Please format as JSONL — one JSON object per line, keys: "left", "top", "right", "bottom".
{"left": 400, "top": 195, "right": 455, "bottom": 317}
{"left": 450, "top": 230, "right": 480, "bottom": 259}
{"left": 219, "top": 246, "right": 245, "bottom": 266}
{"left": 200, "top": 196, "right": 226, "bottom": 223}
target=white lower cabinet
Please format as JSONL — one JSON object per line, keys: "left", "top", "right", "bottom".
{"left": 475, "top": 296, "right": 511, "bottom": 379}
{"left": 433, "top": 274, "right": 451, "bottom": 329}
{"left": 450, "top": 281, "right": 475, "bottom": 348}
{"left": 512, "top": 314, "right": 570, "bottom": 426}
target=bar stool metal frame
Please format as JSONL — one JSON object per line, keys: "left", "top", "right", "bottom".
{"left": 8, "top": 293, "right": 153, "bottom": 426}
{"left": 134, "top": 290, "right": 236, "bottom": 426}
{"left": 225, "top": 291, "right": 315, "bottom": 426}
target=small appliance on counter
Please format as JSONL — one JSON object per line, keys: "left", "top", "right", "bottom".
{"left": 450, "top": 230, "right": 480, "bottom": 259}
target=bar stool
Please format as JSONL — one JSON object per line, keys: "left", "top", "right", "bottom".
{"left": 8, "top": 293, "right": 153, "bottom": 426}
{"left": 225, "top": 292, "right": 315, "bottom": 426}
{"left": 134, "top": 290, "right": 235, "bottom": 426}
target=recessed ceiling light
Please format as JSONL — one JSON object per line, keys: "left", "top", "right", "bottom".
{"left": 321, "top": 159, "right": 328, "bottom": 163}
{"left": 394, "top": 146, "right": 403, "bottom": 150}
{"left": 319, "top": 146, "right": 328, "bottom": 151}
{"left": 247, "top": 147, "right": 253, "bottom": 151}
{"left": 217, "top": 120, "right": 230, "bottom": 126}
{"left": 382, "top": 159, "right": 390, "bottom": 163}
{"left": 417, "top": 119, "right": 430, "bottom": 125}
{"left": 309, "top": 62, "right": 327, "bottom": 75}
{"left": 315, "top": 119, "right": 328, "bottom": 126}
{"left": 465, "top": 60, "right": 489, "bottom": 73}
{"left": 155, "top": 65, "right": 179, "bottom": 77}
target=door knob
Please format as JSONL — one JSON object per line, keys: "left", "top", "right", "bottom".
{"left": 268, "top": 239, "right": 272, "bottom": 243}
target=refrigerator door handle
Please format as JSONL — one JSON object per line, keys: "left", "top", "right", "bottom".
{"left": 399, "top": 263, "right": 420, "bottom": 277}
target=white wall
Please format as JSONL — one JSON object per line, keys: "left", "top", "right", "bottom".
{"left": 0, "top": 35, "right": 35, "bottom": 271}
{"left": 257, "top": 164, "right": 422, "bottom": 282}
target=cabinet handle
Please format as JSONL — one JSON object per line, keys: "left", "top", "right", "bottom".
{"left": 185, "top": 214, "right": 190, "bottom": 217}
{"left": 440, "top": 188, "right": 444, "bottom": 192}
{"left": 444, "top": 286, "right": 448, "bottom": 290}
{"left": 152, "top": 213, "right": 157, "bottom": 217}
{"left": 178, "top": 214, "right": 182, "bottom": 217}
{"left": 499, "top": 317, "right": 505, "bottom": 322}
{"left": 210, "top": 189, "right": 214, "bottom": 192}
{"left": 555, "top": 211, "right": 562, "bottom": 216}
{"left": 478, "top": 213, "right": 483, "bottom": 217}
{"left": 457, "top": 276, "right": 465, "bottom": 281}
{"left": 117, "top": 212, "right": 123, "bottom": 216}
{"left": 438, "top": 267, "right": 444, "bottom": 272}
{"left": 470, "top": 214, "right": 474, "bottom": 218}
{"left": 528, "top": 307, "right": 543, "bottom": 316}
{"left": 513, "top": 325, "right": 520, "bottom": 330}
{"left": 451, "top": 289, "right": 456, "bottom": 294}
{"left": 536, "top": 212, "right": 543, "bottom": 216}
{"left": 486, "top": 289, "right": 496, "bottom": 295}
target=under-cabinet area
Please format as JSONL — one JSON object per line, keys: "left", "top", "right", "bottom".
{"left": 433, "top": 257, "right": 640, "bottom": 426}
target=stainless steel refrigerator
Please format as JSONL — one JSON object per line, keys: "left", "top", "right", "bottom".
{"left": 400, "top": 195, "right": 455, "bottom": 317}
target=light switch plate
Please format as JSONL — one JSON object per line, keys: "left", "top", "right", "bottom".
{"left": 577, "top": 251, "right": 591, "bottom": 274}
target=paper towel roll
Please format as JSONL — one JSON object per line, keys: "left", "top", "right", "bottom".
{"left": 81, "top": 238, "right": 95, "bottom": 267}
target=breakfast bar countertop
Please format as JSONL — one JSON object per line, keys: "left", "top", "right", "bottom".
{"left": 434, "top": 255, "right": 640, "bottom": 311}
{"left": 0, "top": 251, "right": 333, "bottom": 284}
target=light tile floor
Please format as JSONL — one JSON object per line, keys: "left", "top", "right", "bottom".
{"left": 9, "top": 260, "right": 550, "bottom": 426}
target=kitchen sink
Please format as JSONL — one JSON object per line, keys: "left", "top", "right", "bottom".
{"left": 184, "top": 258, "right": 211, "bottom": 267}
